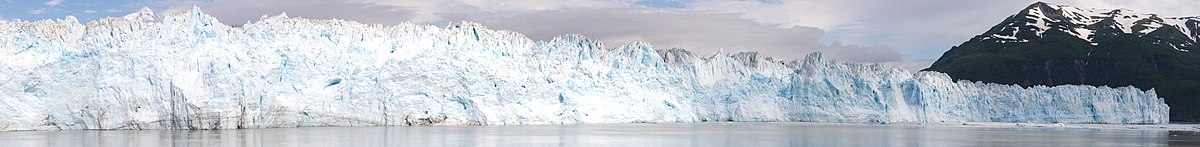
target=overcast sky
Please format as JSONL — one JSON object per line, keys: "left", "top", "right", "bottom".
{"left": 2, "top": 0, "right": 1198, "bottom": 71}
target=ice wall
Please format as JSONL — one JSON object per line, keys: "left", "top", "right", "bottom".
{"left": 0, "top": 8, "right": 1168, "bottom": 131}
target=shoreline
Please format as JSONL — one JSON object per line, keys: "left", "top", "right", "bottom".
{"left": 678, "top": 122, "right": 1200, "bottom": 132}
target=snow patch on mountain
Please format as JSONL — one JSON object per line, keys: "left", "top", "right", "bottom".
{"left": 980, "top": 2, "right": 1198, "bottom": 52}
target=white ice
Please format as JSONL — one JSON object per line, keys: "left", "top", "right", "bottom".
{"left": 0, "top": 7, "right": 1170, "bottom": 131}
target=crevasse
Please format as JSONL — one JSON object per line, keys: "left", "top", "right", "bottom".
{"left": 0, "top": 7, "right": 1168, "bottom": 131}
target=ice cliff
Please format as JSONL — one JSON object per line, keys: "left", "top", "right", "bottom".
{"left": 0, "top": 7, "right": 1169, "bottom": 131}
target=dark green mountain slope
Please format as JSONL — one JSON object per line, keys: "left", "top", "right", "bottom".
{"left": 925, "top": 2, "right": 1200, "bottom": 122}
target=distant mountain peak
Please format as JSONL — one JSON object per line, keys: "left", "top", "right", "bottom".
{"left": 123, "top": 7, "right": 156, "bottom": 22}
{"left": 927, "top": 2, "right": 1200, "bottom": 122}
{"left": 977, "top": 2, "right": 1199, "bottom": 53}
{"left": 979, "top": 2, "right": 1195, "bottom": 51}
{"left": 980, "top": 2, "right": 1198, "bottom": 52}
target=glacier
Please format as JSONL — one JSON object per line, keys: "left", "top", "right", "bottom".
{"left": 0, "top": 7, "right": 1169, "bottom": 131}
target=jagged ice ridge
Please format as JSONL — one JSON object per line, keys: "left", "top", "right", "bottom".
{"left": 0, "top": 7, "right": 1169, "bottom": 131}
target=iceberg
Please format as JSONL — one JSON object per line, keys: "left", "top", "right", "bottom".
{"left": 0, "top": 7, "right": 1169, "bottom": 131}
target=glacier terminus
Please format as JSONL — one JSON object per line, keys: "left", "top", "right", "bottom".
{"left": 0, "top": 7, "right": 1169, "bottom": 131}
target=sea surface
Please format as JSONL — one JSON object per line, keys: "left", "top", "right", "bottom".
{"left": 1, "top": 123, "right": 1198, "bottom": 146}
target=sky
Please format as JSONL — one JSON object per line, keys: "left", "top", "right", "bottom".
{"left": 2, "top": 0, "right": 1198, "bottom": 71}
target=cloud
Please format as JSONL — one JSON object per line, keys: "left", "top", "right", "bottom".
{"left": 824, "top": 41, "right": 901, "bottom": 63}
{"left": 686, "top": 0, "right": 867, "bottom": 30}
{"left": 44, "top": 0, "right": 62, "bottom": 6}
{"left": 106, "top": 9, "right": 121, "bottom": 13}
{"left": 881, "top": 59, "right": 937, "bottom": 72}
{"left": 83, "top": 10, "right": 97, "bottom": 14}
{"left": 28, "top": 8, "right": 47, "bottom": 14}
{"left": 682, "top": 0, "right": 1039, "bottom": 59}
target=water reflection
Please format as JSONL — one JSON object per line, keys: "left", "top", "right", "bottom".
{"left": 1, "top": 123, "right": 1197, "bottom": 146}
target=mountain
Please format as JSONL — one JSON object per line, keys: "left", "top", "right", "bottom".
{"left": 0, "top": 7, "right": 1168, "bottom": 131}
{"left": 925, "top": 2, "right": 1200, "bottom": 121}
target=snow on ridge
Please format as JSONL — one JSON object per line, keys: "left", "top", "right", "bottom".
{"left": 0, "top": 7, "right": 1170, "bottom": 131}
{"left": 1165, "top": 17, "right": 1200, "bottom": 41}
{"left": 123, "top": 7, "right": 156, "bottom": 22}
{"left": 986, "top": 2, "right": 1197, "bottom": 44}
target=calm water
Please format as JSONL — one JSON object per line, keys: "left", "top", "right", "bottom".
{"left": 1, "top": 123, "right": 1198, "bottom": 147}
